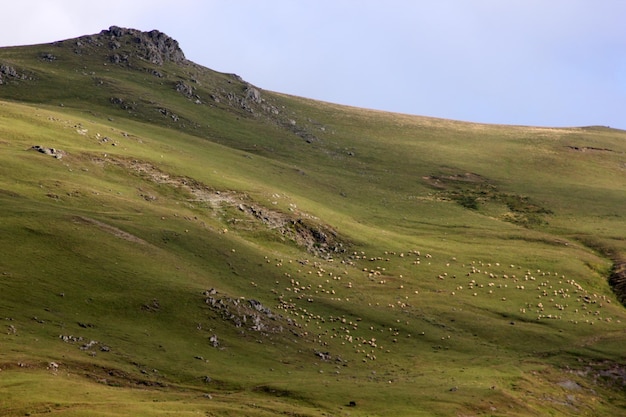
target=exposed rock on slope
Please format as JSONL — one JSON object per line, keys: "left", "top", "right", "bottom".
{"left": 202, "top": 289, "right": 287, "bottom": 335}
{"left": 95, "top": 156, "right": 346, "bottom": 258}
{"left": 30, "top": 145, "right": 65, "bottom": 159}
{"left": 6, "top": 25, "right": 323, "bottom": 145}
{"left": 0, "top": 63, "right": 32, "bottom": 84}
{"left": 100, "top": 26, "right": 186, "bottom": 65}
{"left": 68, "top": 26, "right": 186, "bottom": 66}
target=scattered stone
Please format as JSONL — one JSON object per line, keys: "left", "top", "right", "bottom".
{"left": 80, "top": 340, "right": 99, "bottom": 350}
{"left": 203, "top": 288, "right": 217, "bottom": 296}
{"left": 245, "top": 86, "right": 262, "bottom": 104}
{"left": 41, "top": 53, "right": 56, "bottom": 62}
{"left": 175, "top": 80, "right": 194, "bottom": 98}
{"left": 0, "top": 64, "right": 18, "bottom": 77}
{"left": 141, "top": 298, "right": 160, "bottom": 312}
{"left": 315, "top": 351, "right": 332, "bottom": 360}
{"left": 30, "top": 145, "right": 65, "bottom": 159}
{"left": 0, "top": 64, "right": 30, "bottom": 85}
{"left": 109, "top": 53, "right": 129, "bottom": 64}
{"left": 248, "top": 299, "right": 272, "bottom": 316}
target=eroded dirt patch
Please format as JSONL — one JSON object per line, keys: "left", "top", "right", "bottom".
{"left": 609, "top": 259, "right": 626, "bottom": 306}
{"left": 91, "top": 156, "right": 347, "bottom": 257}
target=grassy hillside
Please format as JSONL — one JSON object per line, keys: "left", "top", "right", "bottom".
{"left": 1, "top": 27, "right": 625, "bottom": 416}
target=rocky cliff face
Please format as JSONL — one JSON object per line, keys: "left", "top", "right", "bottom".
{"left": 97, "top": 25, "right": 186, "bottom": 66}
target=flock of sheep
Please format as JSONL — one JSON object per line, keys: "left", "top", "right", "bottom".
{"left": 257, "top": 247, "right": 619, "bottom": 364}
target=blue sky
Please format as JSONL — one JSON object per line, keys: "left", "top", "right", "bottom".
{"left": 2, "top": 1, "right": 625, "bottom": 129}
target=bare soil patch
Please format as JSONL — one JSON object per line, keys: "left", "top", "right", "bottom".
{"left": 91, "top": 156, "right": 347, "bottom": 257}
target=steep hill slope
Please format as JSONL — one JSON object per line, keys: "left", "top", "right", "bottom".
{"left": 1, "top": 27, "right": 625, "bottom": 416}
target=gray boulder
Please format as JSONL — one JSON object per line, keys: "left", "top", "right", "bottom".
{"left": 245, "top": 86, "right": 262, "bottom": 103}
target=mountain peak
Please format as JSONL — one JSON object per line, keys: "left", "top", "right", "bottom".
{"left": 97, "top": 25, "right": 186, "bottom": 65}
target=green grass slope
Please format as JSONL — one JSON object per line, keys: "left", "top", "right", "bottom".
{"left": 1, "top": 27, "right": 625, "bottom": 416}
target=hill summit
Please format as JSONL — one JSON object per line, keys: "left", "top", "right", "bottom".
{"left": 72, "top": 25, "right": 186, "bottom": 65}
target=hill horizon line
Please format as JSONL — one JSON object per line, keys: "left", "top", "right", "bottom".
{"left": 2, "top": 24, "right": 622, "bottom": 131}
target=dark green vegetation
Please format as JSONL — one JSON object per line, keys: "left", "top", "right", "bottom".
{"left": 1, "top": 27, "right": 625, "bottom": 416}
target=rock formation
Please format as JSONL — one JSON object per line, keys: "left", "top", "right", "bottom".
{"left": 0, "top": 64, "right": 30, "bottom": 85}
{"left": 100, "top": 26, "right": 186, "bottom": 65}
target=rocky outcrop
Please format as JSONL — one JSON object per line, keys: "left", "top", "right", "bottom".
{"left": 202, "top": 289, "right": 285, "bottom": 334}
{"left": 109, "top": 53, "right": 129, "bottom": 64}
{"left": 241, "top": 203, "right": 345, "bottom": 258}
{"left": 0, "top": 64, "right": 18, "bottom": 79}
{"left": 0, "top": 63, "right": 31, "bottom": 85}
{"left": 41, "top": 53, "right": 56, "bottom": 62}
{"left": 245, "top": 86, "right": 262, "bottom": 104}
{"left": 99, "top": 26, "right": 186, "bottom": 65}
{"left": 209, "top": 82, "right": 322, "bottom": 143}
{"left": 175, "top": 80, "right": 195, "bottom": 98}
{"left": 31, "top": 145, "right": 65, "bottom": 159}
